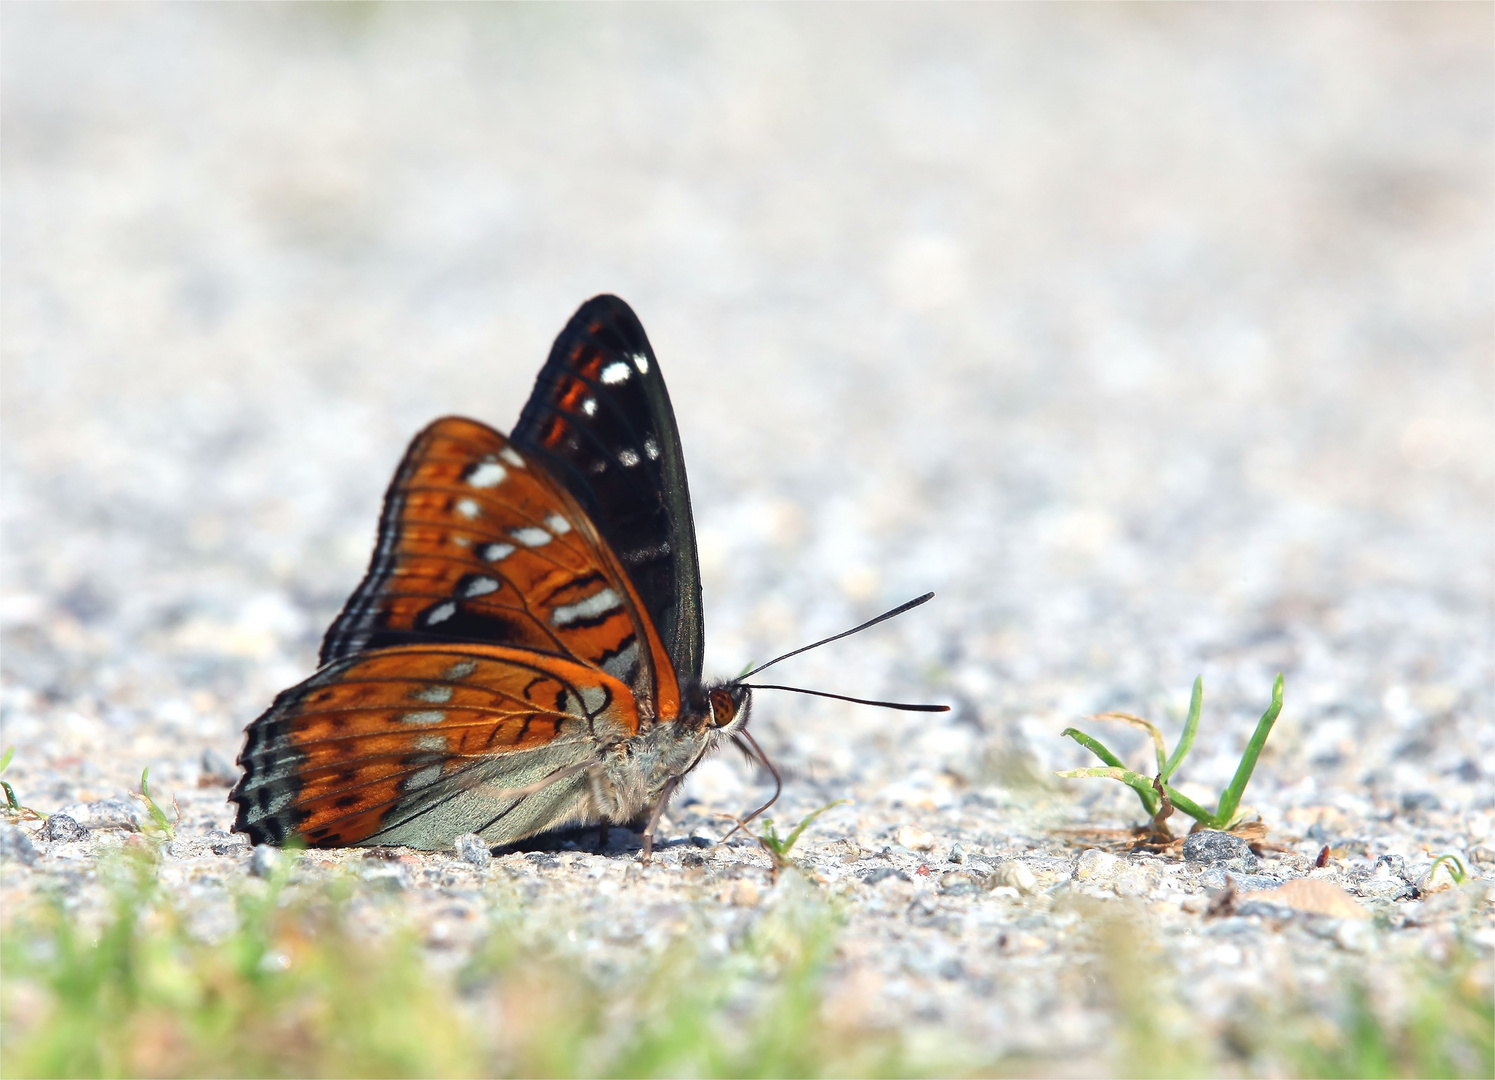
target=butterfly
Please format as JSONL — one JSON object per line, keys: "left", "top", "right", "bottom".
{"left": 231, "top": 295, "right": 945, "bottom": 855}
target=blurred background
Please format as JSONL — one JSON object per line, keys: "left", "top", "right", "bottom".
{"left": 2, "top": 5, "right": 1490, "bottom": 821}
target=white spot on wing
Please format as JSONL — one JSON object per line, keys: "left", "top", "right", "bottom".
{"left": 544, "top": 513, "right": 572, "bottom": 535}
{"left": 499, "top": 447, "right": 525, "bottom": 467}
{"left": 442, "top": 659, "right": 478, "bottom": 679}
{"left": 482, "top": 542, "right": 516, "bottom": 562}
{"left": 464, "top": 576, "right": 499, "bottom": 598}
{"left": 452, "top": 536, "right": 470, "bottom": 548}
{"left": 643, "top": 436, "right": 660, "bottom": 461}
{"left": 602, "top": 640, "right": 640, "bottom": 682}
{"left": 426, "top": 602, "right": 457, "bottom": 625}
{"left": 403, "top": 710, "right": 446, "bottom": 726}
{"left": 455, "top": 497, "right": 481, "bottom": 520}
{"left": 415, "top": 733, "right": 448, "bottom": 752}
{"left": 466, "top": 461, "right": 507, "bottom": 488}
{"left": 411, "top": 685, "right": 453, "bottom": 704}
{"left": 581, "top": 397, "right": 597, "bottom": 416}
{"left": 631, "top": 352, "right": 650, "bottom": 374}
{"left": 406, "top": 763, "right": 445, "bottom": 789}
{"left": 601, "top": 361, "right": 631, "bottom": 384}
{"left": 551, "top": 587, "right": 622, "bottom": 626}
{"left": 618, "top": 448, "right": 640, "bottom": 467}
{"left": 511, "top": 527, "right": 552, "bottom": 547}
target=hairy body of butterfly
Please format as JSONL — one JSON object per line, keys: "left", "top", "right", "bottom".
{"left": 232, "top": 296, "right": 750, "bottom": 851}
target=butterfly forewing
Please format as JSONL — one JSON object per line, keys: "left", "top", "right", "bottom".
{"left": 513, "top": 295, "right": 705, "bottom": 684}
{"left": 318, "top": 417, "right": 677, "bottom": 718}
{"left": 232, "top": 645, "right": 641, "bottom": 847}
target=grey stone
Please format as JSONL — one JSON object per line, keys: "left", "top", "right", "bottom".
{"left": 1183, "top": 830, "right": 1260, "bottom": 873}
{"left": 452, "top": 833, "right": 491, "bottom": 869}
{"left": 907, "top": 892, "right": 939, "bottom": 918}
{"left": 1, "top": 824, "right": 38, "bottom": 865}
{"left": 249, "top": 845, "right": 280, "bottom": 878}
{"left": 863, "top": 867, "right": 912, "bottom": 885}
{"left": 41, "top": 813, "right": 87, "bottom": 843}
{"left": 1075, "top": 849, "right": 1122, "bottom": 881}
{"left": 1200, "top": 870, "right": 1283, "bottom": 892}
{"left": 58, "top": 799, "right": 141, "bottom": 832}
{"left": 207, "top": 831, "right": 249, "bottom": 856}
{"left": 948, "top": 842, "right": 965, "bottom": 864}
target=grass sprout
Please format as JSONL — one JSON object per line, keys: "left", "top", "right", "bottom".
{"left": 131, "top": 768, "right": 178, "bottom": 840}
{"left": 1057, "top": 674, "right": 1284, "bottom": 834}
{"left": 756, "top": 799, "right": 848, "bottom": 877}
{"left": 1427, "top": 853, "right": 1467, "bottom": 887}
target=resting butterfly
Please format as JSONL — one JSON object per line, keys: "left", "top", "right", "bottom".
{"left": 231, "top": 295, "right": 944, "bottom": 854}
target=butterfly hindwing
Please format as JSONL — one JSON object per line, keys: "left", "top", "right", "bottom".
{"left": 232, "top": 644, "right": 641, "bottom": 848}
{"left": 512, "top": 295, "right": 705, "bottom": 685}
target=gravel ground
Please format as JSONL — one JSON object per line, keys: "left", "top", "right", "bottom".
{"left": 3, "top": 4, "right": 1492, "bottom": 1067}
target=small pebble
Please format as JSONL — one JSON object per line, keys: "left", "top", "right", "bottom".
{"left": 249, "top": 845, "right": 280, "bottom": 878}
{"left": 1075, "top": 849, "right": 1122, "bottom": 881}
{"left": 939, "top": 871, "right": 976, "bottom": 894}
{"left": 907, "top": 891, "right": 938, "bottom": 917}
{"left": 948, "top": 842, "right": 965, "bottom": 864}
{"left": 0, "top": 824, "right": 38, "bottom": 865}
{"left": 894, "top": 825, "right": 935, "bottom": 851}
{"left": 993, "top": 860, "right": 1039, "bottom": 895}
{"left": 452, "top": 833, "right": 491, "bottom": 869}
{"left": 42, "top": 813, "right": 87, "bottom": 843}
{"left": 1183, "top": 830, "right": 1259, "bottom": 873}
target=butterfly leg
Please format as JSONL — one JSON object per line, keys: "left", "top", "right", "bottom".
{"left": 639, "top": 776, "right": 680, "bottom": 863}
{"left": 596, "top": 820, "right": 610, "bottom": 851}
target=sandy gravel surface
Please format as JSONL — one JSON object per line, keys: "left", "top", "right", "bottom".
{"left": 3, "top": 4, "right": 1492, "bottom": 1066}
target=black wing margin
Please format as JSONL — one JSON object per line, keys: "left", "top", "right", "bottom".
{"left": 511, "top": 295, "right": 705, "bottom": 686}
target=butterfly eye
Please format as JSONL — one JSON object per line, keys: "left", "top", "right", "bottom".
{"left": 708, "top": 688, "right": 737, "bottom": 728}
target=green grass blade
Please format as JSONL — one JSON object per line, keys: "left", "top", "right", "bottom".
{"left": 1060, "top": 728, "right": 1128, "bottom": 770}
{"left": 136, "top": 768, "right": 174, "bottom": 837}
{"left": 1055, "top": 766, "right": 1161, "bottom": 815}
{"left": 1, "top": 780, "right": 19, "bottom": 812}
{"left": 1060, "top": 729, "right": 1159, "bottom": 815}
{"left": 1160, "top": 676, "right": 1203, "bottom": 784}
{"left": 782, "top": 800, "right": 849, "bottom": 854}
{"left": 758, "top": 820, "right": 784, "bottom": 855}
{"left": 0, "top": 746, "right": 13, "bottom": 773}
{"left": 1212, "top": 674, "right": 1284, "bottom": 828}
{"left": 1428, "top": 854, "right": 1466, "bottom": 886}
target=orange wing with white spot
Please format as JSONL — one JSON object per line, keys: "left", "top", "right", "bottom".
{"left": 230, "top": 417, "right": 682, "bottom": 848}
{"left": 320, "top": 417, "right": 680, "bottom": 721}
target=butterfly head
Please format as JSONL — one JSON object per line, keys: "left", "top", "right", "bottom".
{"left": 707, "top": 683, "right": 752, "bottom": 732}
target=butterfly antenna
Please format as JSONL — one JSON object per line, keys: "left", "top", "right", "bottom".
{"left": 743, "top": 684, "right": 949, "bottom": 712}
{"left": 740, "top": 592, "right": 937, "bottom": 679}
{"left": 717, "top": 731, "right": 782, "bottom": 845}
